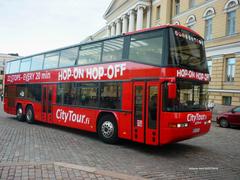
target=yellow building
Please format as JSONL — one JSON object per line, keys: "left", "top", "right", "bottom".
{"left": 87, "top": 0, "right": 240, "bottom": 109}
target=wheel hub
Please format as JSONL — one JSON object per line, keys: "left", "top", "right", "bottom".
{"left": 26, "top": 110, "right": 32, "bottom": 121}
{"left": 17, "top": 108, "right": 22, "bottom": 118}
{"left": 101, "top": 121, "right": 114, "bottom": 138}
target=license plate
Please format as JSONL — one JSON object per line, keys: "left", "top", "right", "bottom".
{"left": 192, "top": 128, "right": 200, "bottom": 133}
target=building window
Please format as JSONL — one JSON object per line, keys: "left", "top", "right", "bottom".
{"left": 189, "top": 0, "right": 196, "bottom": 8}
{"left": 226, "top": 58, "right": 235, "bottom": 82}
{"left": 224, "top": 0, "right": 239, "bottom": 35}
{"left": 227, "top": 11, "right": 236, "bottom": 35}
{"left": 223, "top": 96, "right": 232, "bottom": 106}
{"left": 175, "top": 0, "right": 180, "bottom": 15}
{"left": 205, "top": 18, "right": 212, "bottom": 40}
{"left": 203, "top": 7, "right": 215, "bottom": 40}
{"left": 156, "top": 5, "right": 161, "bottom": 20}
{"left": 207, "top": 59, "right": 212, "bottom": 76}
{"left": 186, "top": 15, "right": 196, "bottom": 29}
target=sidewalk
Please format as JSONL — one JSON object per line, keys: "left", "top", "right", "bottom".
{"left": 0, "top": 162, "right": 144, "bottom": 180}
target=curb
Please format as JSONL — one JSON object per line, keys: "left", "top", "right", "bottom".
{"left": 0, "top": 161, "right": 145, "bottom": 180}
{"left": 54, "top": 162, "right": 145, "bottom": 180}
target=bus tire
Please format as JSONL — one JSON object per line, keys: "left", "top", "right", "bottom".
{"left": 26, "top": 106, "right": 34, "bottom": 124}
{"left": 98, "top": 115, "right": 118, "bottom": 144}
{"left": 16, "top": 104, "right": 25, "bottom": 122}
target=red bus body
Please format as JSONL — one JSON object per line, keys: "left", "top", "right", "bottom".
{"left": 3, "top": 25, "right": 212, "bottom": 145}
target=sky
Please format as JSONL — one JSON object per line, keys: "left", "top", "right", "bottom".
{"left": 0, "top": 0, "right": 112, "bottom": 56}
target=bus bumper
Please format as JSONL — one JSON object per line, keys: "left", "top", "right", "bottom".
{"left": 160, "top": 123, "right": 211, "bottom": 145}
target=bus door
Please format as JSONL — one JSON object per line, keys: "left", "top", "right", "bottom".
{"left": 132, "top": 82, "right": 160, "bottom": 145}
{"left": 42, "top": 85, "right": 56, "bottom": 123}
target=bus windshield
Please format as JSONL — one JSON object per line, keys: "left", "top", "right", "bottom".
{"left": 165, "top": 80, "right": 208, "bottom": 112}
{"left": 169, "top": 28, "right": 208, "bottom": 73}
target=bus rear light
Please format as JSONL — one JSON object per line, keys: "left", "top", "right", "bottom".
{"left": 169, "top": 123, "right": 189, "bottom": 128}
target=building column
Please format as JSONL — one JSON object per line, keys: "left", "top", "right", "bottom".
{"left": 128, "top": 9, "right": 135, "bottom": 32}
{"left": 136, "top": 5, "right": 145, "bottom": 31}
{"left": 146, "top": 7, "right": 151, "bottom": 28}
{"left": 121, "top": 14, "right": 128, "bottom": 34}
{"left": 116, "top": 18, "right": 122, "bottom": 35}
{"left": 110, "top": 22, "right": 116, "bottom": 36}
{"left": 107, "top": 25, "right": 111, "bottom": 37}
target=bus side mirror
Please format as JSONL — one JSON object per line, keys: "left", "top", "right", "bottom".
{"left": 168, "top": 83, "right": 176, "bottom": 99}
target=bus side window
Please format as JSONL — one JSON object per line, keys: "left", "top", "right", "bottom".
{"left": 100, "top": 82, "right": 121, "bottom": 109}
{"left": 19, "top": 58, "right": 31, "bottom": 72}
{"left": 102, "top": 38, "right": 124, "bottom": 62}
{"left": 9, "top": 60, "right": 20, "bottom": 74}
{"left": 129, "top": 31, "right": 163, "bottom": 66}
{"left": 31, "top": 55, "right": 44, "bottom": 71}
{"left": 59, "top": 47, "right": 78, "bottom": 68}
{"left": 77, "top": 43, "right": 102, "bottom": 65}
{"left": 78, "top": 83, "right": 98, "bottom": 107}
{"left": 43, "top": 51, "right": 60, "bottom": 70}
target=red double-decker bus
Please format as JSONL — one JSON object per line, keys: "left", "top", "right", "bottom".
{"left": 4, "top": 25, "right": 211, "bottom": 145}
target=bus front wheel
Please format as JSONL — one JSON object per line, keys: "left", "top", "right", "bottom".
{"left": 26, "top": 106, "right": 34, "bottom": 124}
{"left": 16, "top": 105, "right": 25, "bottom": 122}
{"left": 98, "top": 115, "right": 118, "bottom": 144}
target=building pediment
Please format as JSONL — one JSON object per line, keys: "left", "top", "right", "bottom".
{"left": 104, "top": 0, "right": 128, "bottom": 18}
{"left": 104, "top": 0, "right": 150, "bottom": 19}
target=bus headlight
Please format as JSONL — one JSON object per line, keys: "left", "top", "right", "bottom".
{"left": 204, "top": 120, "right": 211, "bottom": 125}
{"left": 169, "top": 123, "right": 189, "bottom": 128}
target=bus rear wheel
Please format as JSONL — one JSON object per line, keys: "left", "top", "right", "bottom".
{"left": 98, "top": 115, "right": 118, "bottom": 144}
{"left": 26, "top": 106, "right": 34, "bottom": 124}
{"left": 16, "top": 105, "right": 25, "bottom": 122}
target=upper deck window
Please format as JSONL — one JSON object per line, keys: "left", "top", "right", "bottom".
{"left": 129, "top": 31, "right": 163, "bottom": 66}
{"left": 59, "top": 47, "right": 79, "bottom": 67}
{"left": 20, "top": 58, "right": 31, "bottom": 72}
{"left": 9, "top": 60, "right": 20, "bottom": 74}
{"left": 31, "top": 55, "right": 44, "bottom": 71}
{"left": 102, "top": 38, "right": 124, "bottom": 62}
{"left": 78, "top": 43, "right": 102, "bottom": 65}
{"left": 6, "top": 62, "right": 11, "bottom": 74}
{"left": 43, "top": 52, "right": 60, "bottom": 69}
